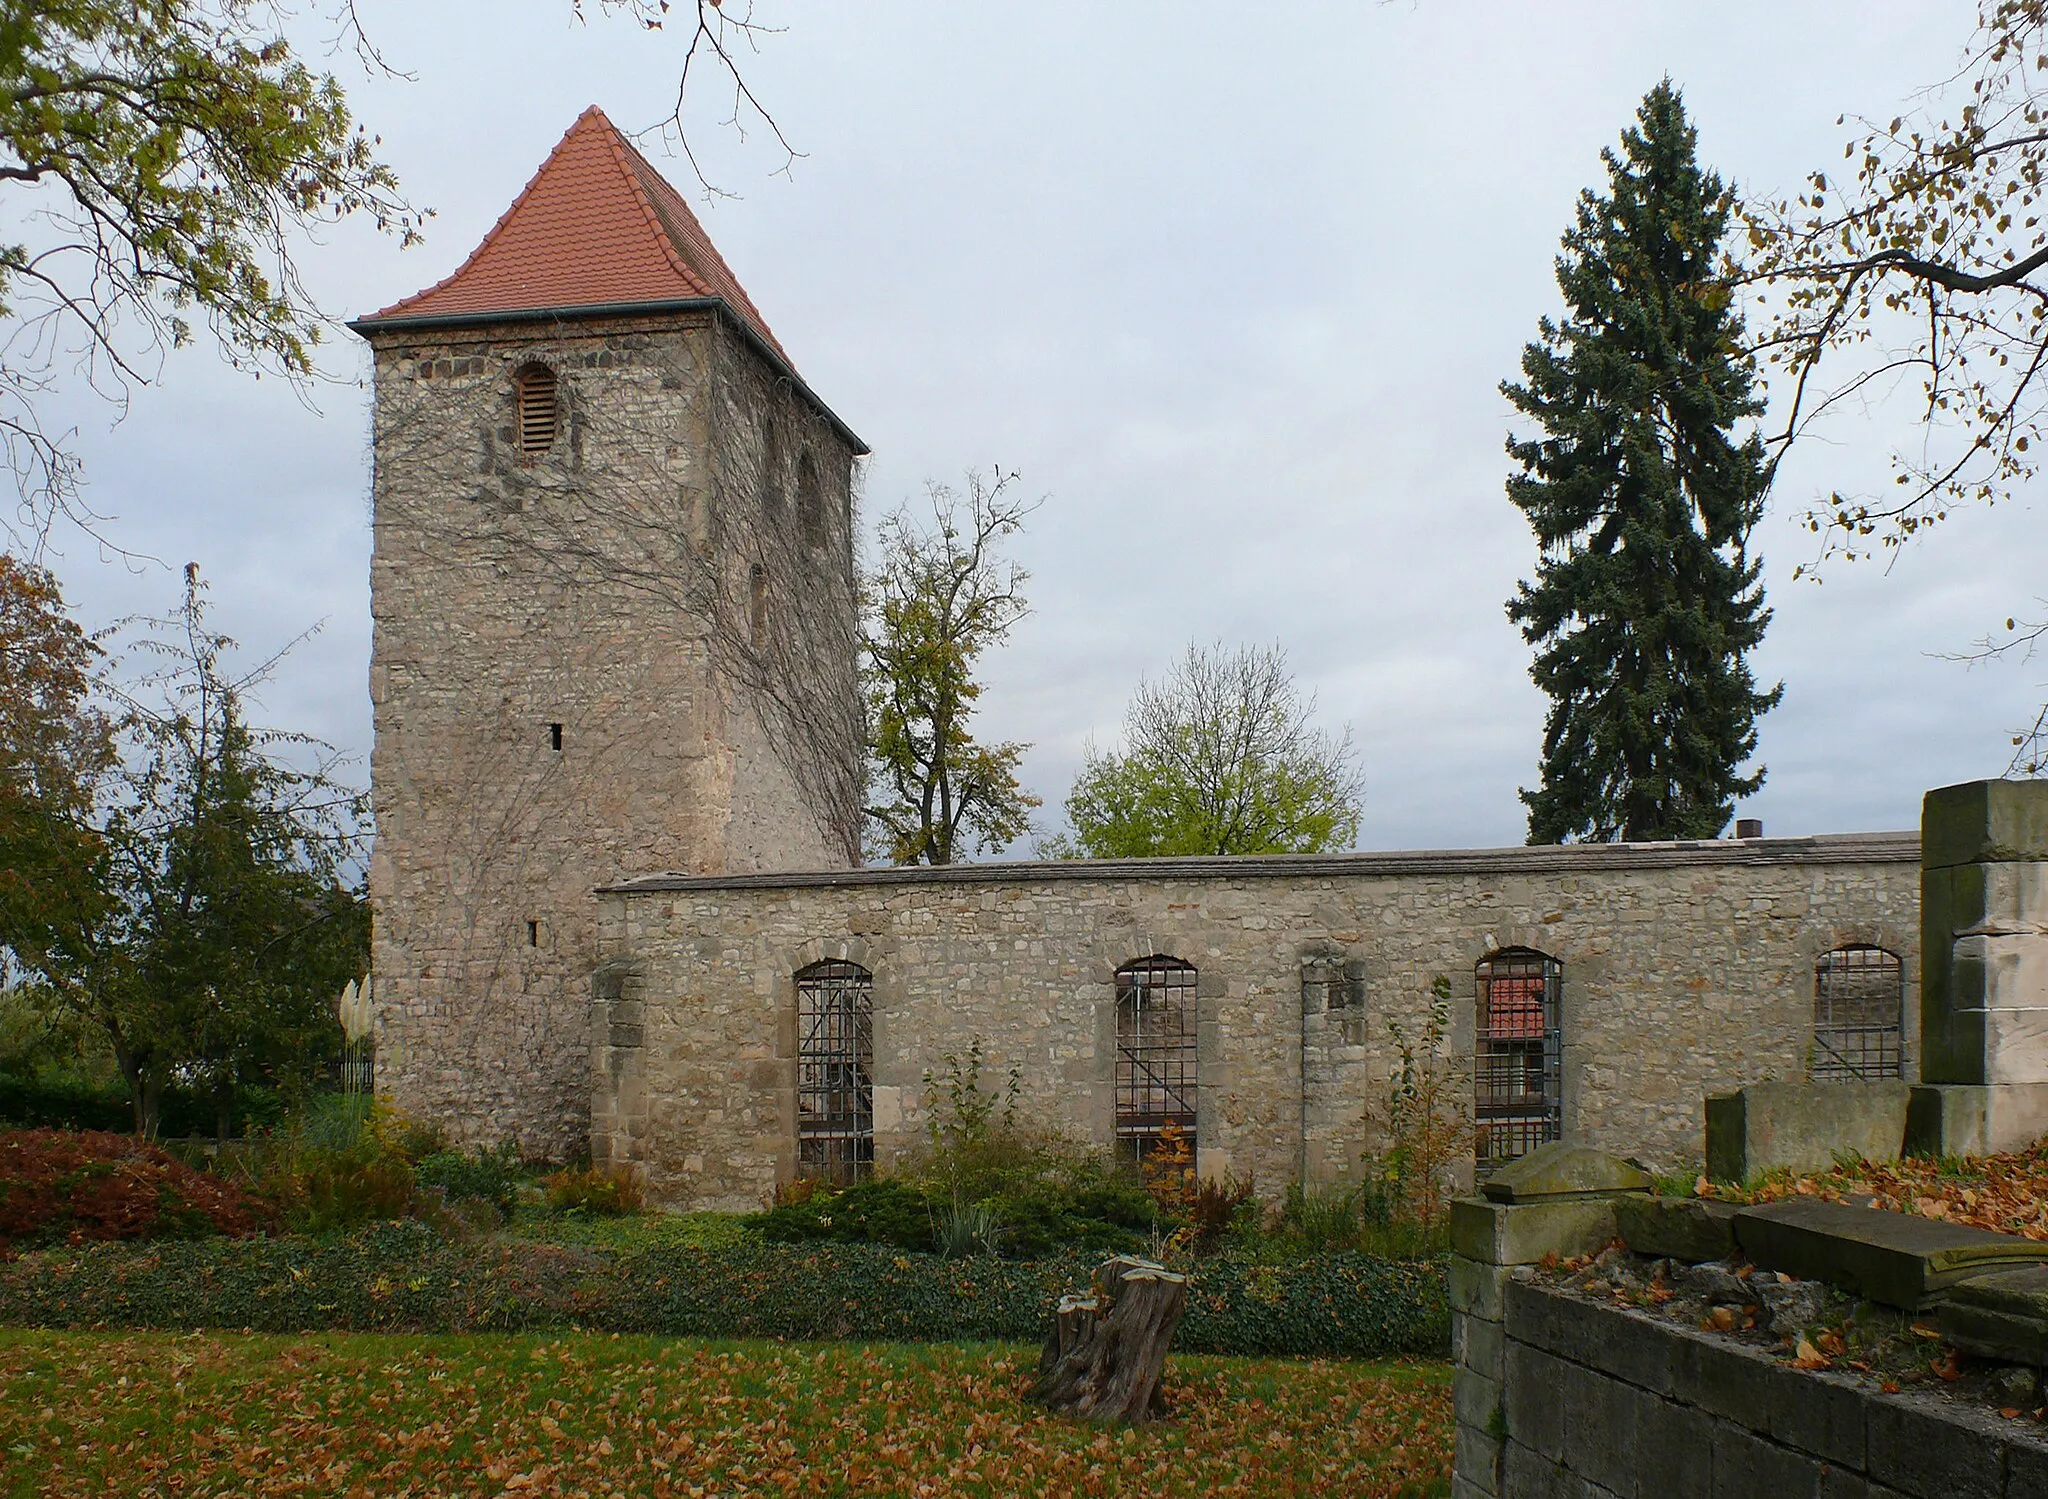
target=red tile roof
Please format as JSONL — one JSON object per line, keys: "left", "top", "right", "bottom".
{"left": 358, "top": 106, "right": 790, "bottom": 364}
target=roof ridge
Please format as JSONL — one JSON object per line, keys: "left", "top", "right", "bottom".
{"left": 592, "top": 114, "right": 717, "bottom": 300}
{"left": 609, "top": 130, "right": 789, "bottom": 362}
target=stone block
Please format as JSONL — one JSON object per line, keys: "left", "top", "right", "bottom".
{"left": 1938, "top": 1265, "right": 2048, "bottom": 1366}
{"left": 1709, "top": 1419, "right": 1823, "bottom": 1499}
{"left": 1634, "top": 1394, "right": 1713, "bottom": 1499}
{"left": 1922, "top": 779, "right": 2048, "bottom": 871}
{"left": 1673, "top": 1331, "right": 1778, "bottom": 1432}
{"left": 1704, "top": 1082, "right": 1911, "bottom": 1185}
{"left": 1455, "top": 1419, "right": 1504, "bottom": 1496}
{"left": 1481, "top": 1143, "right": 1653, "bottom": 1202}
{"left": 1456, "top": 1367, "right": 1503, "bottom": 1434}
{"left": 2006, "top": 1436, "right": 2048, "bottom": 1498}
{"left": 1452, "top": 1256, "right": 1511, "bottom": 1319}
{"left": 1453, "top": 1196, "right": 1624, "bottom": 1268}
{"left": 1734, "top": 1196, "right": 2048, "bottom": 1308}
{"left": 1505, "top": 1281, "right": 1675, "bottom": 1396}
{"left": 1616, "top": 1195, "right": 1740, "bottom": 1263}
{"left": 1459, "top": 1309, "right": 1507, "bottom": 1382}
{"left": 1559, "top": 1362, "right": 1646, "bottom": 1497}
{"left": 1863, "top": 1394, "right": 2004, "bottom": 1499}
{"left": 1761, "top": 1366, "right": 1868, "bottom": 1471}
{"left": 1504, "top": 1340, "right": 1570, "bottom": 1461}
{"left": 1502, "top": 1439, "right": 1580, "bottom": 1499}
{"left": 1906, "top": 1082, "right": 2048, "bottom": 1156}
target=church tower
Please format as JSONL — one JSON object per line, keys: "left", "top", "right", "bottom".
{"left": 352, "top": 108, "right": 864, "bottom": 1156}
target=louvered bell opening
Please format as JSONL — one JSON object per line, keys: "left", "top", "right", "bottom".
{"left": 514, "top": 365, "right": 558, "bottom": 457}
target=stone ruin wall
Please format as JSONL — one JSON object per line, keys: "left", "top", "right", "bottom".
{"left": 593, "top": 834, "right": 1920, "bottom": 1211}
{"left": 364, "top": 310, "right": 859, "bottom": 1158}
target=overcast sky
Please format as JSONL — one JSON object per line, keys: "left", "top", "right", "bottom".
{"left": 30, "top": 1, "right": 2048, "bottom": 855}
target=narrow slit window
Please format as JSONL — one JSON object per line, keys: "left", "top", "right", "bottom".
{"left": 796, "top": 960, "right": 874, "bottom": 1185}
{"left": 1115, "top": 956, "right": 1198, "bottom": 1166}
{"left": 1813, "top": 946, "right": 1904, "bottom": 1081}
{"left": 527, "top": 920, "right": 540, "bottom": 948}
{"left": 514, "top": 364, "right": 559, "bottom": 457}
{"left": 1475, "top": 947, "right": 1562, "bottom": 1172}
{"left": 548, "top": 722, "right": 563, "bottom": 752}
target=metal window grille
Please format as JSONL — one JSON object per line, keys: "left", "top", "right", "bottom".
{"left": 514, "top": 365, "right": 558, "bottom": 456}
{"left": 1475, "top": 948, "right": 1562, "bottom": 1172}
{"left": 1115, "top": 957, "right": 1197, "bottom": 1164}
{"left": 1812, "top": 945, "right": 1904, "bottom": 1082}
{"left": 796, "top": 960, "right": 873, "bottom": 1185}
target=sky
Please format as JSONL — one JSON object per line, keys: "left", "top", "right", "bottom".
{"left": 27, "top": 0, "right": 2048, "bottom": 854}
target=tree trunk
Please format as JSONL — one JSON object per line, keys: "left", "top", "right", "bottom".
{"left": 1032, "top": 1254, "right": 1188, "bottom": 1423}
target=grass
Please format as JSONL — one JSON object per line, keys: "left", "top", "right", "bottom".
{"left": 0, "top": 1330, "right": 1452, "bottom": 1497}
{"left": 500, "top": 1201, "right": 751, "bottom": 1253}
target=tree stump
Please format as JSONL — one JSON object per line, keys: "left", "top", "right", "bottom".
{"left": 1032, "top": 1254, "right": 1189, "bottom": 1422}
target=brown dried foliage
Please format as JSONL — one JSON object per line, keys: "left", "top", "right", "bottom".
{"left": 0, "top": 1128, "right": 274, "bottom": 1249}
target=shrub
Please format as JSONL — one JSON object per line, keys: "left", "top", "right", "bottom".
{"left": 1360, "top": 975, "right": 1467, "bottom": 1247}
{"left": 747, "top": 1176, "right": 936, "bottom": 1249}
{"left": 0, "top": 1073, "right": 285, "bottom": 1138}
{"left": 231, "top": 1096, "right": 426, "bottom": 1234}
{"left": 544, "top": 1166, "right": 642, "bottom": 1216}
{"left": 0, "top": 1129, "right": 275, "bottom": 1248}
{"left": 416, "top": 1142, "right": 524, "bottom": 1219}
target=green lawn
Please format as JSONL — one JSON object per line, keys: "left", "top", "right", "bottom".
{"left": 0, "top": 1330, "right": 1451, "bottom": 1497}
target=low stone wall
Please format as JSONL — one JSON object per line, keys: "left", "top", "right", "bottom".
{"left": 1452, "top": 1147, "right": 2048, "bottom": 1498}
{"left": 1490, "top": 1278, "right": 2046, "bottom": 1498}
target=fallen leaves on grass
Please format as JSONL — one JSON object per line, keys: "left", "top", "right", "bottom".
{"left": 0, "top": 1330, "right": 1452, "bottom": 1497}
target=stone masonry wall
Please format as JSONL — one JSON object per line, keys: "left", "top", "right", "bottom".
{"left": 362, "top": 309, "right": 859, "bottom": 1158}
{"left": 1484, "top": 1277, "right": 2048, "bottom": 1498}
{"left": 594, "top": 835, "right": 1919, "bottom": 1211}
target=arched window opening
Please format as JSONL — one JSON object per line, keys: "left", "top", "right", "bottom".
{"left": 796, "top": 960, "right": 873, "bottom": 1185}
{"left": 1475, "top": 947, "right": 1562, "bottom": 1172}
{"left": 748, "top": 563, "right": 768, "bottom": 648}
{"left": 1115, "top": 956, "right": 1197, "bottom": 1166}
{"left": 1813, "top": 946, "right": 1904, "bottom": 1081}
{"left": 797, "top": 452, "right": 824, "bottom": 549}
{"left": 513, "top": 363, "right": 559, "bottom": 458}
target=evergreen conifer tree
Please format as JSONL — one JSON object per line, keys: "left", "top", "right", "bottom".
{"left": 1504, "top": 81, "right": 1781, "bottom": 844}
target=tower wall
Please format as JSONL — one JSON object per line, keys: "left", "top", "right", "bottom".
{"left": 364, "top": 310, "right": 859, "bottom": 1156}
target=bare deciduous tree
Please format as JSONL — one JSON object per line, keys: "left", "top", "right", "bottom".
{"left": 864, "top": 469, "right": 1041, "bottom": 865}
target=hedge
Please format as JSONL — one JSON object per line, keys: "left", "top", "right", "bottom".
{"left": 0, "top": 1074, "right": 283, "bottom": 1138}
{"left": 0, "top": 1223, "right": 1449, "bottom": 1358}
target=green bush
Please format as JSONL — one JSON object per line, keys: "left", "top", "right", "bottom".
{"left": 0, "top": 1073, "right": 283, "bottom": 1138}
{"left": 0, "top": 1227, "right": 1449, "bottom": 1358}
{"left": 748, "top": 1176, "right": 938, "bottom": 1250}
{"left": 416, "top": 1143, "right": 523, "bottom": 1219}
